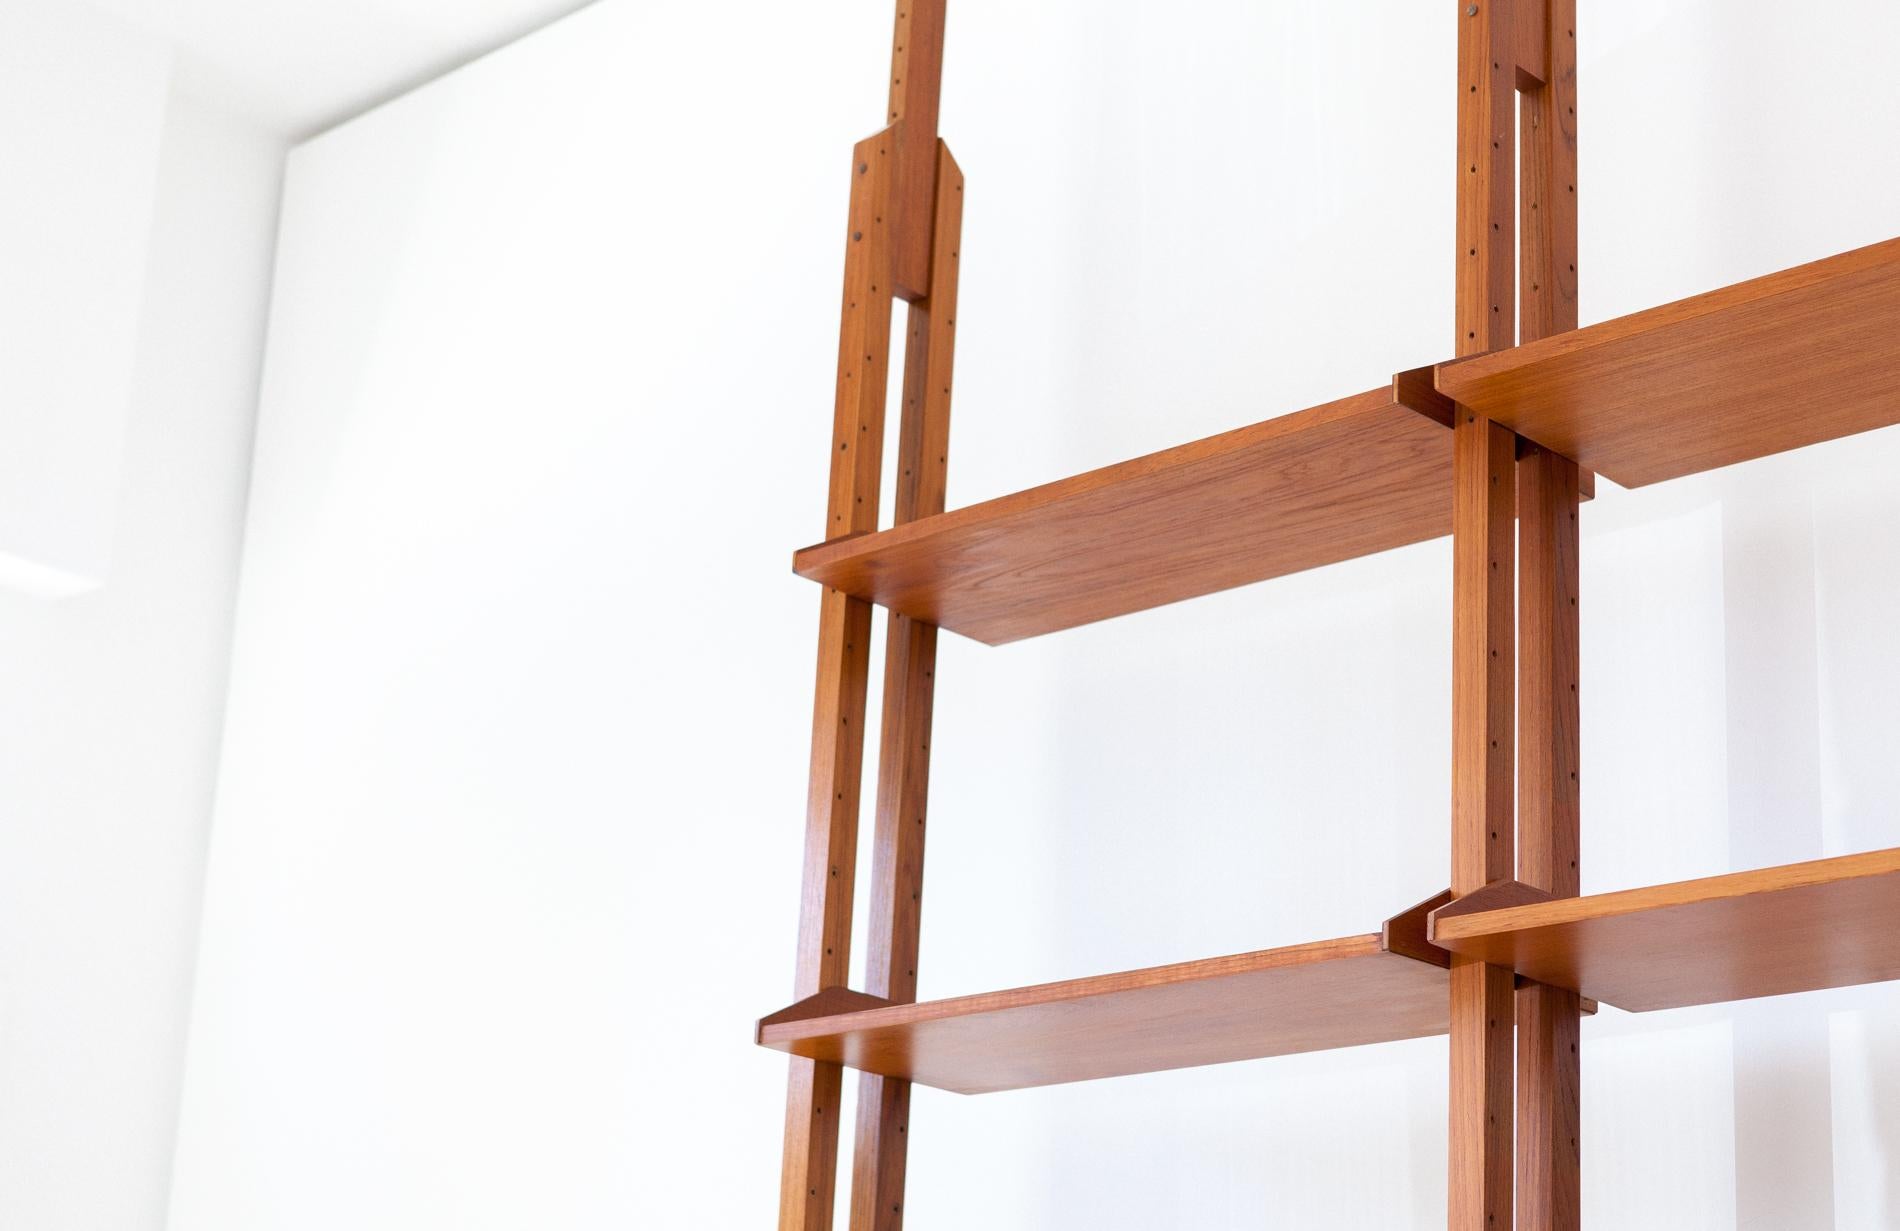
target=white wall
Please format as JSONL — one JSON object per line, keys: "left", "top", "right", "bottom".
{"left": 0, "top": 63, "right": 284, "bottom": 1231}
{"left": 169, "top": 1, "right": 1900, "bottom": 1227}
{"left": 0, "top": 0, "right": 171, "bottom": 592}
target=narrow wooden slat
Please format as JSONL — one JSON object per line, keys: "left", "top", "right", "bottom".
{"left": 1513, "top": 5, "right": 1582, "bottom": 1222}
{"left": 1435, "top": 234, "right": 1900, "bottom": 487}
{"left": 849, "top": 141, "right": 963, "bottom": 1231}
{"left": 795, "top": 389, "right": 1454, "bottom": 644}
{"left": 1449, "top": 411, "right": 1518, "bottom": 1231}
{"left": 762, "top": 933, "right": 1452, "bottom": 1095}
{"left": 1516, "top": 442, "right": 1581, "bottom": 1231}
{"left": 1433, "top": 848, "right": 1900, "bottom": 1012}
{"left": 1451, "top": 1, "right": 1520, "bottom": 1222}
{"left": 780, "top": 127, "right": 899, "bottom": 1231}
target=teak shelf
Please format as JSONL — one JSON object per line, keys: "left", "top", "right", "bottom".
{"left": 761, "top": 3, "right": 1900, "bottom": 1228}
{"left": 795, "top": 377, "right": 1595, "bottom": 645}
{"left": 794, "top": 385, "right": 1453, "bottom": 644}
{"left": 1436, "top": 235, "right": 1900, "bottom": 487}
{"left": 761, "top": 930, "right": 1449, "bottom": 1095}
{"left": 1429, "top": 847, "right": 1900, "bottom": 1014}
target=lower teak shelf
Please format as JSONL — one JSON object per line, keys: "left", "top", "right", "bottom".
{"left": 758, "top": 893, "right": 1452, "bottom": 1094}
{"left": 758, "top": 848, "right": 1900, "bottom": 1098}
{"left": 1430, "top": 846, "right": 1900, "bottom": 1012}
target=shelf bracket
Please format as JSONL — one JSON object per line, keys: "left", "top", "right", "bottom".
{"left": 760, "top": 988, "right": 896, "bottom": 1039}
{"left": 1381, "top": 888, "right": 1455, "bottom": 967}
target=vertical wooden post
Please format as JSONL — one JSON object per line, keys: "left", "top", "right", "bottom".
{"left": 1516, "top": 5, "right": 1580, "bottom": 1229}
{"left": 779, "top": 129, "right": 899, "bottom": 1231}
{"left": 1452, "top": 1, "right": 1520, "bottom": 1228}
{"left": 1450, "top": 413, "right": 1518, "bottom": 1231}
{"left": 784, "top": 5, "right": 955, "bottom": 1227}
{"left": 849, "top": 143, "right": 964, "bottom": 1231}
{"left": 1514, "top": 448, "right": 1581, "bottom": 1231}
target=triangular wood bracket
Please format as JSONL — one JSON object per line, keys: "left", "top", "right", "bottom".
{"left": 1381, "top": 888, "right": 1456, "bottom": 968}
{"left": 1428, "top": 879, "right": 1556, "bottom": 939}
{"left": 1428, "top": 881, "right": 1598, "bottom": 1013}
{"left": 1393, "top": 366, "right": 1456, "bottom": 429}
{"left": 1392, "top": 366, "right": 1596, "bottom": 499}
{"left": 756, "top": 987, "right": 892, "bottom": 1041}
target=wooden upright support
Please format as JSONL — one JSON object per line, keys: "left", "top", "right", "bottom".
{"left": 1450, "top": 410, "right": 1518, "bottom": 1231}
{"left": 781, "top": 4, "right": 956, "bottom": 1229}
{"left": 1515, "top": 446, "right": 1582, "bottom": 1231}
{"left": 1452, "top": 3, "right": 1583, "bottom": 1227}
{"left": 1451, "top": 0, "right": 1524, "bottom": 1226}
{"left": 1515, "top": 4, "right": 1581, "bottom": 1229}
{"left": 849, "top": 142, "right": 963, "bottom": 1231}
{"left": 779, "top": 126, "right": 898, "bottom": 1231}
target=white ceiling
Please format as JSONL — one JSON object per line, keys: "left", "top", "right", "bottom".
{"left": 82, "top": 0, "right": 604, "bottom": 136}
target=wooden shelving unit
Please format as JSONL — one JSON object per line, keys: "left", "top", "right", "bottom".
{"left": 760, "top": 2, "right": 1900, "bottom": 1227}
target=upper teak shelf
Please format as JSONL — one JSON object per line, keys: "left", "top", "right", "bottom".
{"left": 1438, "top": 235, "right": 1900, "bottom": 487}
{"left": 795, "top": 236, "right": 1900, "bottom": 644}
{"left": 795, "top": 384, "right": 1453, "bottom": 644}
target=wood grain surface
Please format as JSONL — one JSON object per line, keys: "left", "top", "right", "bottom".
{"left": 760, "top": 932, "right": 1451, "bottom": 1095}
{"left": 795, "top": 389, "right": 1454, "bottom": 644}
{"left": 1436, "top": 235, "right": 1900, "bottom": 487}
{"left": 1431, "top": 848, "right": 1900, "bottom": 1012}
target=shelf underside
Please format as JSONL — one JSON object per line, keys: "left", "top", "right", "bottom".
{"left": 757, "top": 928, "right": 1450, "bottom": 1094}
{"left": 1432, "top": 847, "right": 1900, "bottom": 1013}
{"left": 795, "top": 387, "right": 1452, "bottom": 645}
{"left": 1437, "top": 235, "right": 1900, "bottom": 488}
